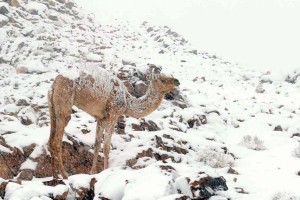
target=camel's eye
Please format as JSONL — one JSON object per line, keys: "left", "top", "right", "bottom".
{"left": 160, "top": 79, "right": 167, "bottom": 83}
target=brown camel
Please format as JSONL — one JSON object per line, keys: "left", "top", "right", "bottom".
{"left": 48, "top": 66, "right": 180, "bottom": 179}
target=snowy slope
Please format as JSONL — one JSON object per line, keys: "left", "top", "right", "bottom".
{"left": 1, "top": 0, "right": 300, "bottom": 200}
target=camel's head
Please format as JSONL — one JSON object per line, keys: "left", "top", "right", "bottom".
{"left": 151, "top": 73, "right": 180, "bottom": 93}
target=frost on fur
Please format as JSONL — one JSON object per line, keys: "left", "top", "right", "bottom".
{"left": 198, "top": 149, "right": 234, "bottom": 168}
{"left": 239, "top": 135, "right": 266, "bottom": 151}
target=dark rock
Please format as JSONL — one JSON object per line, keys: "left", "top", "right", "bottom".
{"left": 43, "top": 179, "right": 68, "bottom": 199}
{"left": 122, "top": 59, "right": 136, "bottom": 66}
{"left": 43, "top": 179, "right": 65, "bottom": 187}
{"left": 16, "top": 99, "right": 30, "bottom": 106}
{"left": 126, "top": 148, "right": 154, "bottom": 168}
{"left": 297, "top": 171, "right": 300, "bottom": 176}
{"left": 146, "top": 27, "right": 153, "bottom": 32}
{"left": 0, "top": 4, "right": 9, "bottom": 14}
{"left": 72, "top": 177, "right": 96, "bottom": 200}
{"left": 189, "top": 50, "right": 197, "bottom": 55}
{"left": 188, "top": 175, "right": 228, "bottom": 199}
{"left": 0, "top": 145, "right": 25, "bottom": 179}
{"left": 65, "top": 2, "right": 75, "bottom": 9}
{"left": 116, "top": 116, "right": 126, "bottom": 135}
{"left": 18, "top": 169, "right": 34, "bottom": 180}
{"left": 159, "top": 165, "right": 175, "bottom": 173}
{"left": 187, "top": 115, "right": 207, "bottom": 128}
{"left": 35, "top": 135, "right": 102, "bottom": 178}
{"left": 227, "top": 167, "right": 239, "bottom": 175}
{"left": 274, "top": 125, "right": 283, "bottom": 132}
{"left": 175, "top": 196, "right": 191, "bottom": 200}
{"left": 48, "top": 13, "right": 59, "bottom": 21}
{"left": 155, "top": 135, "right": 188, "bottom": 155}
{"left": 235, "top": 187, "right": 249, "bottom": 194}
{"left": 56, "top": 0, "right": 66, "bottom": 3}
{"left": 0, "top": 180, "right": 8, "bottom": 199}
{"left": 0, "top": 14, "right": 9, "bottom": 28}
{"left": 132, "top": 119, "right": 160, "bottom": 131}
{"left": 291, "top": 133, "right": 300, "bottom": 138}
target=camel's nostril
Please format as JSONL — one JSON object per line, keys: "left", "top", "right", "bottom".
{"left": 174, "top": 79, "right": 180, "bottom": 86}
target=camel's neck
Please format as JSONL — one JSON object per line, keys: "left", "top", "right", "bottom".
{"left": 124, "top": 83, "right": 165, "bottom": 118}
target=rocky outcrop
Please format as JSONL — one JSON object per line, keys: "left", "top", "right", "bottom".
{"left": 0, "top": 134, "right": 102, "bottom": 180}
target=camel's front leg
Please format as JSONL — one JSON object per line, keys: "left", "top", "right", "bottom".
{"left": 90, "top": 119, "right": 104, "bottom": 174}
{"left": 103, "top": 119, "right": 117, "bottom": 169}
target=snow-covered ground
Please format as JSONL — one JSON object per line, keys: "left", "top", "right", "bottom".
{"left": 1, "top": 0, "right": 300, "bottom": 199}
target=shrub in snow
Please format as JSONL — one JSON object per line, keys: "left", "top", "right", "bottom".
{"left": 17, "top": 106, "right": 37, "bottom": 125}
{"left": 198, "top": 149, "right": 234, "bottom": 168}
{"left": 272, "top": 192, "right": 300, "bottom": 200}
{"left": 292, "top": 143, "right": 300, "bottom": 158}
{"left": 239, "top": 135, "right": 266, "bottom": 151}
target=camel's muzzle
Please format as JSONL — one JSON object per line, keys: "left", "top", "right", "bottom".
{"left": 174, "top": 79, "right": 180, "bottom": 86}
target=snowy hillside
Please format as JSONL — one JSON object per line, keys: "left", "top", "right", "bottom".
{"left": 1, "top": 0, "right": 300, "bottom": 200}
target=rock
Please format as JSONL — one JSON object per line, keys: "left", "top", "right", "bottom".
{"left": 116, "top": 116, "right": 126, "bottom": 134}
{"left": 17, "top": 106, "right": 37, "bottom": 125}
{"left": 122, "top": 59, "right": 136, "bottom": 67}
{"left": 297, "top": 171, "right": 300, "bottom": 176}
{"left": 155, "top": 135, "right": 188, "bottom": 155}
{"left": 0, "top": 134, "right": 102, "bottom": 180}
{"left": 0, "top": 3, "right": 9, "bottom": 15}
{"left": 274, "top": 125, "right": 283, "bottom": 132}
{"left": 16, "top": 99, "right": 30, "bottom": 106}
{"left": 48, "top": 10, "right": 59, "bottom": 21}
{"left": 255, "top": 84, "right": 265, "bottom": 93}
{"left": 176, "top": 173, "right": 228, "bottom": 199}
{"left": 227, "top": 167, "right": 239, "bottom": 175}
{"left": 0, "top": 146, "right": 25, "bottom": 179}
{"left": 18, "top": 169, "right": 34, "bottom": 180}
{"left": 146, "top": 27, "right": 153, "bottom": 32}
{"left": 56, "top": 0, "right": 66, "bottom": 4}
{"left": 187, "top": 115, "right": 207, "bottom": 128}
{"left": 10, "top": 0, "right": 21, "bottom": 7}
{"left": 0, "top": 180, "right": 8, "bottom": 199}
{"left": 0, "top": 14, "right": 9, "bottom": 28}
{"left": 132, "top": 119, "right": 160, "bottom": 131}
{"left": 66, "top": 2, "right": 75, "bottom": 9}
{"left": 43, "top": 179, "right": 69, "bottom": 199}
{"left": 35, "top": 134, "right": 102, "bottom": 178}
{"left": 26, "top": 2, "right": 48, "bottom": 15}
{"left": 189, "top": 50, "right": 197, "bottom": 55}
{"left": 71, "top": 178, "right": 96, "bottom": 200}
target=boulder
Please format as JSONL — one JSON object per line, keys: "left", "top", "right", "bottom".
{"left": 176, "top": 173, "right": 228, "bottom": 199}
{"left": 0, "top": 14, "right": 9, "bottom": 28}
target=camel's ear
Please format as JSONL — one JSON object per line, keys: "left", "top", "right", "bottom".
{"left": 147, "top": 64, "right": 162, "bottom": 74}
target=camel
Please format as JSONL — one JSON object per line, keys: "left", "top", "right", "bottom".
{"left": 48, "top": 66, "right": 180, "bottom": 179}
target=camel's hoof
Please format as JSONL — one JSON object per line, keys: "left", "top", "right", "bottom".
{"left": 61, "top": 172, "right": 69, "bottom": 179}
{"left": 90, "top": 169, "right": 98, "bottom": 175}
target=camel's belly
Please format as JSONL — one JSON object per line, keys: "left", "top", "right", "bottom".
{"left": 74, "top": 87, "right": 109, "bottom": 119}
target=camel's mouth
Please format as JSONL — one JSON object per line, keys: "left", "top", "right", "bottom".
{"left": 174, "top": 79, "right": 180, "bottom": 86}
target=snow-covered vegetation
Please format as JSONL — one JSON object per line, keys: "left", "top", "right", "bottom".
{"left": 1, "top": 0, "right": 300, "bottom": 199}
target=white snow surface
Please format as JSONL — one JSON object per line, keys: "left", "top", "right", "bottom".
{"left": 1, "top": 0, "right": 300, "bottom": 199}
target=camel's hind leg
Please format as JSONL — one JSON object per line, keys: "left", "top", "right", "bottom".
{"left": 90, "top": 119, "right": 104, "bottom": 174}
{"left": 48, "top": 89, "right": 58, "bottom": 178}
{"left": 51, "top": 75, "right": 74, "bottom": 179}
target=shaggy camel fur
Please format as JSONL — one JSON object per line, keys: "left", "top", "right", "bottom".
{"left": 48, "top": 67, "right": 180, "bottom": 179}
